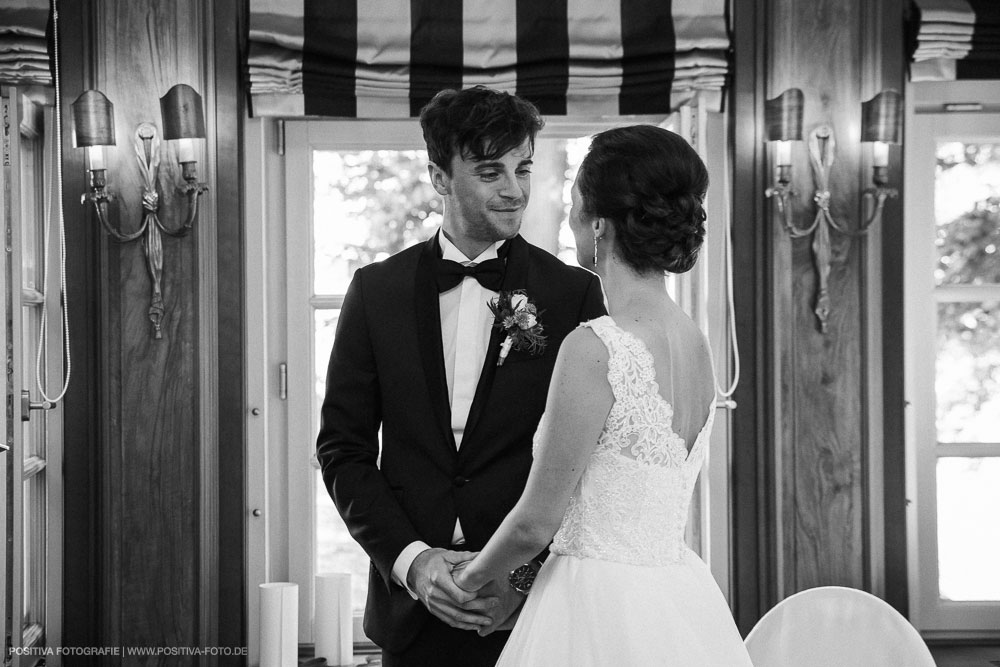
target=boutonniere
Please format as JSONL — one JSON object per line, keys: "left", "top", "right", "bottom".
{"left": 488, "top": 290, "right": 547, "bottom": 366}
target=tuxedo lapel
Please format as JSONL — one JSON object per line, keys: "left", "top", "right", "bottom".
{"left": 415, "top": 236, "right": 457, "bottom": 452}
{"left": 462, "top": 235, "right": 531, "bottom": 444}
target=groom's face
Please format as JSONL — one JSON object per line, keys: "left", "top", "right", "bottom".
{"left": 434, "top": 138, "right": 533, "bottom": 246}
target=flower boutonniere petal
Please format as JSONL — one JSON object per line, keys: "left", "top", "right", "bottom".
{"left": 488, "top": 290, "right": 547, "bottom": 366}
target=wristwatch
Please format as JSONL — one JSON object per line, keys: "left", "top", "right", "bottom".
{"left": 508, "top": 559, "right": 542, "bottom": 595}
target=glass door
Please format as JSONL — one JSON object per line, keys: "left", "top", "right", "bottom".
{"left": 906, "top": 100, "right": 1000, "bottom": 635}
{"left": 1, "top": 86, "right": 64, "bottom": 662}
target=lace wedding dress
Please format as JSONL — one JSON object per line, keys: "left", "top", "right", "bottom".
{"left": 496, "top": 316, "right": 753, "bottom": 666}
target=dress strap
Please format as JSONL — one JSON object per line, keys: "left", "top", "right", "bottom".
{"left": 580, "top": 316, "right": 655, "bottom": 406}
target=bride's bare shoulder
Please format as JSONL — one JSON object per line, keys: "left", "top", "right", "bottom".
{"left": 557, "top": 324, "right": 609, "bottom": 366}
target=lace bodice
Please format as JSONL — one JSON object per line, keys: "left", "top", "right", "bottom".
{"left": 547, "top": 316, "right": 714, "bottom": 566}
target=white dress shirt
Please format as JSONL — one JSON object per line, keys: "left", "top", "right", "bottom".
{"left": 391, "top": 230, "right": 502, "bottom": 596}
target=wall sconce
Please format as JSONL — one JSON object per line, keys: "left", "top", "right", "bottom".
{"left": 160, "top": 83, "right": 209, "bottom": 230}
{"left": 764, "top": 88, "right": 804, "bottom": 233}
{"left": 72, "top": 84, "right": 209, "bottom": 339}
{"left": 860, "top": 89, "right": 902, "bottom": 230}
{"left": 764, "top": 88, "right": 902, "bottom": 334}
{"left": 72, "top": 90, "right": 117, "bottom": 226}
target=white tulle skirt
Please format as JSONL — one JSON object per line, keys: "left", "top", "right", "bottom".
{"left": 496, "top": 550, "right": 754, "bottom": 666}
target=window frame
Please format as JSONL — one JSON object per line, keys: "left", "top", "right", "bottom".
{"left": 244, "top": 108, "right": 736, "bottom": 659}
{"left": 286, "top": 119, "right": 427, "bottom": 647}
{"left": 0, "top": 86, "right": 65, "bottom": 662}
{"left": 904, "top": 80, "right": 1000, "bottom": 639}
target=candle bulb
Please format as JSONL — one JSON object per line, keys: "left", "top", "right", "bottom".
{"left": 872, "top": 141, "right": 889, "bottom": 168}
{"left": 775, "top": 140, "right": 792, "bottom": 167}
{"left": 87, "top": 145, "right": 105, "bottom": 171}
{"left": 178, "top": 137, "right": 196, "bottom": 163}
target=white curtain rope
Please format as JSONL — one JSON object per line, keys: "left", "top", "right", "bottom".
{"left": 36, "top": 0, "right": 71, "bottom": 405}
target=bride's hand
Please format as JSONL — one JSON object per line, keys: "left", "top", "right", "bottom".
{"left": 450, "top": 556, "right": 480, "bottom": 592}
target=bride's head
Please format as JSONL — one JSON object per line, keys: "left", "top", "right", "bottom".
{"left": 570, "top": 125, "right": 708, "bottom": 276}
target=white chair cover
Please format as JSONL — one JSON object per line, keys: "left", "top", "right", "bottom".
{"left": 745, "top": 586, "right": 936, "bottom": 667}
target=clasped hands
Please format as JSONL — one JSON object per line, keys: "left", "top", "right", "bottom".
{"left": 406, "top": 547, "right": 522, "bottom": 636}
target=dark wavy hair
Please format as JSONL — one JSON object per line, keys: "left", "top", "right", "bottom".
{"left": 577, "top": 125, "right": 709, "bottom": 275}
{"left": 419, "top": 86, "right": 544, "bottom": 175}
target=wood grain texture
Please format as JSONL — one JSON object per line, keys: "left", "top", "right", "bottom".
{"left": 91, "top": 0, "right": 213, "bottom": 656}
{"left": 764, "top": 0, "right": 892, "bottom": 599}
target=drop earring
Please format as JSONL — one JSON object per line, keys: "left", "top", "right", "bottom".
{"left": 593, "top": 233, "right": 600, "bottom": 269}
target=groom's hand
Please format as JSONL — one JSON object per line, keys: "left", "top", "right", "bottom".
{"left": 407, "top": 548, "right": 499, "bottom": 631}
{"left": 472, "top": 576, "right": 526, "bottom": 637}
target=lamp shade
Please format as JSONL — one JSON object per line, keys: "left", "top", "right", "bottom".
{"left": 159, "top": 84, "right": 206, "bottom": 140}
{"left": 861, "top": 89, "right": 902, "bottom": 143}
{"left": 71, "top": 90, "right": 115, "bottom": 147}
{"left": 765, "top": 88, "right": 804, "bottom": 142}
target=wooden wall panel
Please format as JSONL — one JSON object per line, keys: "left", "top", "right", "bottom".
{"left": 58, "top": 0, "right": 237, "bottom": 659}
{"left": 770, "top": 0, "right": 870, "bottom": 596}
{"left": 96, "top": 0, "right": 205, "bottom": 649}
{"left": 731, "top": 0, "right": 907, "bottom": 624}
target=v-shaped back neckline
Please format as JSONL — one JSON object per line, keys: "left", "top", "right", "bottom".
{"left": 590, "top": 315, "right": 715, "bottom": 462}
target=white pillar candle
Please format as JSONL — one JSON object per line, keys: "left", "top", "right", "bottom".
{"left": 260, "top": 582, "right": 298, "bottom": 667}
{"left": 315, "top": 573, "right": 353, "bottom": 666}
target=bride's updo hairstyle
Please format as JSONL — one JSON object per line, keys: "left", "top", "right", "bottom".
{"left": 577, "top": 125, "right": 708, "bottom": 274}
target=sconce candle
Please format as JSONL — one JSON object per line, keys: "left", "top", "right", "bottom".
{"left": 775, "top": 140, "right": 792, "bottom": 167}
{"left": 872, "top": 141, "right": 889, "bottom": 168}
{"left": 86, "top": 145, "right": 105, "bottom": 171}
{"left": 177, "top": 137, "right": 196, "bottom": 164}
{"left": 860, "top": 89, "right": 900, "bottom": 221}
{"left": 764, "top": 89, "right": 805, "bottom": 237}
{"left": 72, "top": 90, "right": 118, "bottom": 240}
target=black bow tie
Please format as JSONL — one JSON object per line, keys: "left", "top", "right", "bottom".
{"left": 435, "top": 257, "right": 505, "bottom": 293}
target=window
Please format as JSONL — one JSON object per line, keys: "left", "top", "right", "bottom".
{"left": 245, "top": 106, "right": 735, "bottom": 657}
{"left": 905, "top": 81, "right": 1000, "bottom": 636}
{"left": 1, "top": 88, "right": 64, "bottom": 656}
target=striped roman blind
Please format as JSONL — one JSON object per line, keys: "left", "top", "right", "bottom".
{"left": 248, "top": 0, "right": 729, "bottom": 118}
{"left": 909, "top": 0, "right": 1000, "bottom": 81}
{"left": 0, "top": 0, "right": 51, "bottom": 87}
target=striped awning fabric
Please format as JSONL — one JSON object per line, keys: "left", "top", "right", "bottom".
{"left": 248, "top": 0, "right": 729, "bottom": 118}
{"left": 909, "top": 0, "right": 1000, "bottom": 81}
{"left": 0, "top": 0, "right": 51, "bottom": 87}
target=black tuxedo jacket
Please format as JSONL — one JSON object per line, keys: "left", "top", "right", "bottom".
{"left": 316, "top": 233, "right": 606, "bottom": 652}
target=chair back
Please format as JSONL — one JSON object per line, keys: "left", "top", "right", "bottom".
{"left": 744, "top": 586, "right": 936, "bottom": 667}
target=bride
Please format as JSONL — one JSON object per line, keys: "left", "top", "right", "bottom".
{"left": 451, "top": 125, "right": 753, "bottom": 665}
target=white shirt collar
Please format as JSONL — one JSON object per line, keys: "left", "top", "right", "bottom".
{"left": 438, "top": 229, "right": 502, "bottom": 264}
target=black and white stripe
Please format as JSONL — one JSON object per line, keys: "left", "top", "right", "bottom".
{"left": 248, "top": 0, "right": 729, "bottom": 118}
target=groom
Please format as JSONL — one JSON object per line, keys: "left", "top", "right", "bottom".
{"left": 316, "top": 86, "right": 606, "bottom": 666}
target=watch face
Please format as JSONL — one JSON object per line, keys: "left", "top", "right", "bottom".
{"left": 509, "top": 564, "right": 537, "bottom": 594}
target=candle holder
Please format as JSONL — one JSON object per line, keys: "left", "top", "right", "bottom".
{"left": 764, "top": 88, "right": 805, "bottom": 235}
{"left": 72, "top": 91, "right": 118, "bottom": 229}
{"left": 857, "top": 90, "right": 902, "bottom": 236}
{"left": 160, "top": 84, "right": 209, "bottom": 234}
{"left": 763, "top": 88, "right": 902, "bottom": 333}
{"left": 72, "top": 84, "right": 210, "bottom": 339}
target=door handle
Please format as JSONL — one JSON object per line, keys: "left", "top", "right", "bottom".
{"left": 21, "top": 390, "right": 54, "bottom": 422}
